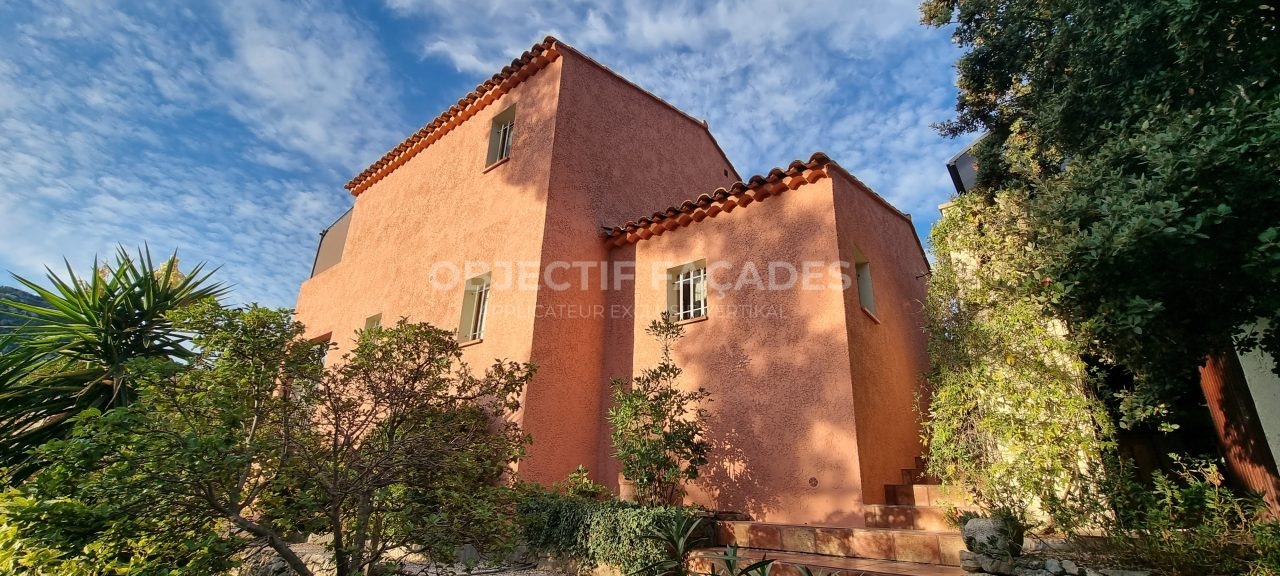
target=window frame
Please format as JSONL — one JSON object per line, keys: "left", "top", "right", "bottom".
{"left": 666, "top": 260, "right": 708, "bottom": 322}
{"left": 459, "top": 273, "right": 491, "bottom": 343}
{"left": 485, "top": 105, "right": 516, "bottom": 167}
{"left": 855, "top": 260, "right": 876, "bottom": 316}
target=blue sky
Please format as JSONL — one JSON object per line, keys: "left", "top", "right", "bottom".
{"left": 0, "top": 0, "right": 970, "bottom": 308}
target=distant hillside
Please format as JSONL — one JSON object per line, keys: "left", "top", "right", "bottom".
{"left": 0, "top": 286, "right": 44, "bottom": 330}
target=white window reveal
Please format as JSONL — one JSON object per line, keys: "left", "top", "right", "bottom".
{"left": 459, "top": 274, "right": 491, "bottom": 342}
{"left": 668, "top": 261, "right": 708, "bottom": 321}
{"left": 364, "top": 313, "right": 382, "bottom": 331}
{"left": 856, "top": 260, "right": 876, "bottom": 315}
{"left": 486, "top": 106, "right": 516, "bottom": 166}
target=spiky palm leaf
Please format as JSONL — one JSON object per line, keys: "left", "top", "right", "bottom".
{"left": 0, "top": 246, "right": 227, "bottom": 482}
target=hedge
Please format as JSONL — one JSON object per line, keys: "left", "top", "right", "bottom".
{"left": 516, "top": 488, "right": 701, "bottom": 574}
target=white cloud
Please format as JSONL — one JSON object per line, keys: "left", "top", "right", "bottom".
{"left": 383, "top": 0, "right": 964, "bottom": 227}
{"left": 212, "top": 0, "right": 402, "bottom": 171}
{"left": 0, "top": 0, "right": 968, "bottom": 310}
{"left": 0, "top": 0, "right": 399, "bottom": 307}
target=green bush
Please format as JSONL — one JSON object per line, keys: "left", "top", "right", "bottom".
{"left": 1072, "top": 457, "right": 1280, "bottom": 576}
{"left": 608, "top": 316, "right": 711, "bottom": 506}
{"left": 516, "top": 487, "right": 700, "bottom": 575}
{"left": 516, "top": 487, "right": 595, "bottom": 560}
{"left": 587, "top": 504, "right": 699, "bottom": 575}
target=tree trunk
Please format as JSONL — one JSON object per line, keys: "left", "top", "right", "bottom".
{"left": 229, "top": 515, "right": 314, "bottom": 576}
{"left": 332, "top": 510, "right": 351, "bottom": 576}
{"left": 348, "top": 493, "right": 375, "bottom": 576}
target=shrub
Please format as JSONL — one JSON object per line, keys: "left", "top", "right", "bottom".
{"left": 554, "top": 466, "right": 611, "bottom": 501}
{"left": 586, "top": 504, "right": 700, "bottom": 575}
{"left": 608, "top": 316, "right": 711, "bottom": 506}
{"left": 515, "top": 487, "right": 701, "bottom": 575}
{"left": 1071, "top": 457, "right": 1280, "bottom": 576}
{"left": 516, "top": 486, "right": 594, "bottom": 560}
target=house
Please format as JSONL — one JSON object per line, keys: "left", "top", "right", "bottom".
{"left": 295, "top": 36, "right": 936, "bottom": 536}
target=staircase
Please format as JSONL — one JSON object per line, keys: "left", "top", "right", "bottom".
{"left": 692, "top": 459, "right": 971, "bottom": 576}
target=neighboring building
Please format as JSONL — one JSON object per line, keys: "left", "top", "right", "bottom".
{"left": 296, "top": 36, "right": 932, "bottom": 528}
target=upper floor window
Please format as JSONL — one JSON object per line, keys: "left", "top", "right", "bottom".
{"left": 667, "top": 261, "right": 708, "bottom": 322}
{"left": 459, "top": 274, "right": 491, "bottom": 342}
{"left": 311, "top": 334, "right": 332, "bottom": 368}
{"left": 855, "top": 260, "right": 876, "bottom": 315}
{"left": 364, "top": 313, "right": 382, "bottom": 331}
{"left": 486, "top": 106, "right": 516, "bottom": 166}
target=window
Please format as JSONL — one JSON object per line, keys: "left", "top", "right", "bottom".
{"left": 459, "top": 274, "right": 491, "bottom": 342}
{"left": 486, "top": 106, "right": 516, "bottom": 166}
{"left": 313, "top": 335, "right": 332, "bottom": 364}
{"left": 856, "top": 260, "right": 876, "bottom": 315}
{"left": 364, "top": 313, "right": 382, "bottom": 331}
{"left": 667, "top": 261, "right": 708, "bottom": 321}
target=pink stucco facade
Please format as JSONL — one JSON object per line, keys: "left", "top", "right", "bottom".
{"left": 295, "top": 37, "right": 931, "bottom": 527}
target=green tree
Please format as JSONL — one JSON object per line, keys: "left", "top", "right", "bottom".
{"left": 608, "top": 316, "right": 711, "bottom": 506}
{"left": 297, "top": 319, "right": 533, "bottom": 576}
{"left": 921, "top": 0, "right": 1280, "bottom": 423}
{"left": 0, "top": 302, "right": 312, "bottom": 574}
{"left": 924, "top": 191, "right": 1114, "bottom": 531}
{"left": 0, "top": 247, "right": 226, "bottom": 481}
{"left": 0, "top": 307, "right": 535, "bottom": 576}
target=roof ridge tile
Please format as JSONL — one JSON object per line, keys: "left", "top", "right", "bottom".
{"left": 603, "top": 153, "right": 839, "bottom": 245}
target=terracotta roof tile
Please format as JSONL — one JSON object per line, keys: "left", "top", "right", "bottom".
{"left": 343, "top": 36, "right": 563, "bottom": 195}
{"left": 602, "top": 152, "right": 915, "bottom": 246}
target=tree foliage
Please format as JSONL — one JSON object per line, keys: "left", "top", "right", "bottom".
{"left": 0, "top": 247, "right": 226, "bottom": 481}
{"left": 298, "top": 318, "right": 533, "bottom": 576}
{"left": 922, "top": 0, "right": 1280, "bottom": 421}
{"left": 0, "top": 302, "right": 308, "bottom": 575}
{"left": 924, "top": 191, "right": 1114, "bottom": 531}
{"left": 0, "top": 304, "right": 534, "bottom": 576}
{"left": 608, "top": 316, "right": 711, "bottom": 506}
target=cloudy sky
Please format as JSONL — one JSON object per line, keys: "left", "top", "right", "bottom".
{"left": 0, "top": 0, "right": 970, "bottom": 307}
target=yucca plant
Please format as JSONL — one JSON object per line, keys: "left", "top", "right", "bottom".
{"left": 700, "top": 545, "right": 775, "bottom": 576}
{"left": 633, "top": 515, "right": 709, "bottom": 576}
{"left": 0, "top": 246, "right": 226, "bottom": 482}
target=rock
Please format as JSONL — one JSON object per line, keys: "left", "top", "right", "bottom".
{"left": 1013, "top": 569, "right": 1052, "bottom": 576}
{"left": 978, "top": 553, "right": 1017, "bottom": 576}
{"left": 1015, "top": 557, "right": 1045, "bottom": 569}
{"left": 964, "top": 518, "right": 1016, "bottom": 557}
{"left": 1098, "top": 570, "right": 1150, "bottom": 576}
{"left": 1044, "top": 559, "right": 1064, "bottom": 575}
{"left": 1060, "top": 560, "right": 1080, "bottom": 575}
{"left": 960, "top": 550, "right": 984, "bottom": 573}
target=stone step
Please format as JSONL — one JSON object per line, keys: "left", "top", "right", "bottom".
{"left": 690, "top": 547, "right": 967, "bottom": 576}
{"left": 713, "top": 521, "right": 964, "bottom": 567}
{"left": 883, "top": 484, "right": 969, "bottom": 507}
{"left": 863, "top": 505, "right": 955, "bottom": 532}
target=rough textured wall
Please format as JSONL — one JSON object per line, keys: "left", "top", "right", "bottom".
{"left": 516, "top": 47, "right": 738, "bottom": 485}
{"left": 294, "top": 57, "right": 564, "bottom": 422}
{"left": 624, "top": 177, "right": 868, "bottom": 526}
{"left": 831, "top": 171, "right": 931, "bottom": 506}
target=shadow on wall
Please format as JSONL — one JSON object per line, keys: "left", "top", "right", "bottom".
{"left": 609, "top": 170, "right": 924, "bottom": 526}
{"left": 698, "top": 410, "right": 783, "bottom": 520}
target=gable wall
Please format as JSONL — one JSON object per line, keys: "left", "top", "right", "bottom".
{"left": 622, "top": 177, "right": 869, "bottom": 526}
{"left": 294, "top": 56, "right": 565, "bottom": 376}
{"left": 514, "top": 47, "right": 740, "bottom": 484}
